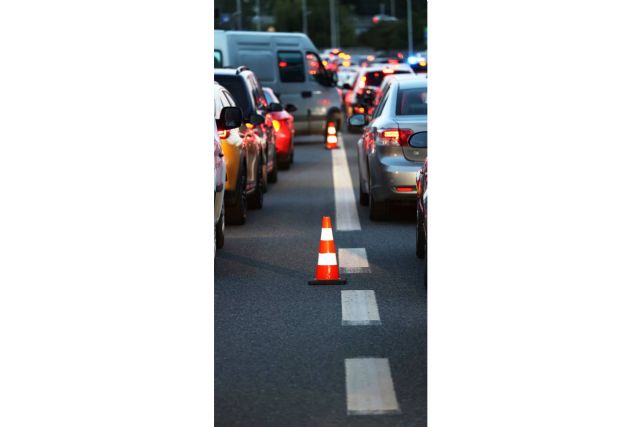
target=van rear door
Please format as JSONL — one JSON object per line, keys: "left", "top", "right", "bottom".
{"left": 276, "top": 50, "right": 309, "bottom": 134}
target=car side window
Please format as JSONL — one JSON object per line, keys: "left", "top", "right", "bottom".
{"left": 372, "top": 88, "right": 390, "bottom": 119}
{"left": 277, "top": 51, "right": 305, "bottom": 83}
{"left": 249, "top": 75, "right": 267, "bottom": 109}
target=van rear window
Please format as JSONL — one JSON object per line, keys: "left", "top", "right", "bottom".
{"left": 277, "top": 51, "right": 305, "bottom": 83}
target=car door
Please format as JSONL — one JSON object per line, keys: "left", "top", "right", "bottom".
{"left": 304, "top": 51, "right": 340, "bottom": 135}
{"left": 276, "top": 50, "right": 309, "bottom": 134}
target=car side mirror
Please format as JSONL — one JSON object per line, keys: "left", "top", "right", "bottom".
{"left": 285, "top": 104, "right": 297, "bottom": 113}
{"left": 218, "top": 106, "right": 243, "bottom": 130}
{"left": 348, "top": 114, "right": 367, "bottom": 127}
{"left": 249, "top": 113, "right": 265, "bottom": 126}
{"left": 342, "top": 83, "right": 353, "bottom": 90}
{"left": 268, "top": 102, "right": 284, "bottom": 112}
{"left": 408, "top": 131, "right": 427, "bottom": 148}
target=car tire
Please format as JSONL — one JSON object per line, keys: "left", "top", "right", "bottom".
{"left": 268, "top": 155, "right": 278, "bottom": 183}
{"left": 368, "top": 178, "right": 388, "bottom": 221}
{"left": 216, "top": 199, "right": 225, "bottom": 249}
{"left": 423, "top": 236, "right": 428, "bottom": 289}
{"left": 225, "top": 164, "right": 247, "bottom": 225}
{"left": 359, "top": 180, "right": 369, "bottom": 206}
{"left": 248, "top": 159, "right": 264, "bottom": 209}
{"left": 416, "top": 208, "right": 425, "bottom": 259}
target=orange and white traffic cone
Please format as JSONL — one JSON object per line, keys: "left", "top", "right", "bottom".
{"left": 309, "top": 216, "right": 347, "bottom": 285}
{"left": 325, "top": 121, "right": 338, "bottom": 150}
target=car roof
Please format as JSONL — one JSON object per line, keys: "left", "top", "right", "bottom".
{"left": 394, "top": 77, "right": 428, "bottom": 90}
{"left": 361, "top": 63, "right": 413, "bottom": 73}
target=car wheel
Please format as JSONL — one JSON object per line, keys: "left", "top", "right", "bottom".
{"left": 225, "top": 164, "right": 247, "bottom": 225}
{"left": 268, "top": 153, "right": 278, "bottom": 182}
{"left": 216, "top": 199, "right": 225, "bottom": 249}
{"left": 416, "top": 207, "right": 425, "bottom": 259}
{"left": 368, "top": 178, "right": 388, "bottom": 221}
{"left": 423, "top": 236, "right": 428, "bottom": 289}
{"left": 248, "top": 158, "right": 264, "bottom": 209}
{"left": 359, "top": 180, "right": 369, "bottom": 206}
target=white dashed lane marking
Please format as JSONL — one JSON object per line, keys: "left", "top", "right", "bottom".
{"left": 341, "top": 290, "right": 381, "bottom": 326}
{"left": 338, "top": 248, "right": 370, "bottom": 273}
{"left": 332, "top": 135, "right": 361, "bottom": 231}
{"left": 345, "top": 358, "right": 401, "bottom": 415}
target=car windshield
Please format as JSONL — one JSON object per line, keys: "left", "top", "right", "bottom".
{"left": 214, "top": 75, "right": 251, "bottom": 117}
{"left": 365, "top": 70, "right": 412, "bottom": 87}
{"left": 396, "top": 87, "right": 427, "bottom": 116}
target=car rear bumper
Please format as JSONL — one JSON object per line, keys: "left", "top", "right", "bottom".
{"left": 369, "top": 154, "right": 421, "bottom": 203}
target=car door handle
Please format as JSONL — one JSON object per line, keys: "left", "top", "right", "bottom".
{"left": 301, "top": 91, "right": 312, "bottom": 98}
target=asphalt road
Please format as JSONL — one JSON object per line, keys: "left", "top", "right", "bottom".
{"left": 215, "top": 130, "right": 427, "bottom": 426}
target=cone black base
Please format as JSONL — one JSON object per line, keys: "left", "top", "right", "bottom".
{"left": 308, "top": 278, "right": 347, "bottom": 285}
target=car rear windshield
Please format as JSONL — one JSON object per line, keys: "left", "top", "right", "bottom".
{"left": 214, "top": 75, "right": 251, "bottom": 116}
{"left": 365, "top": 70, "right": 412, "bottom": 87}
{"left": 396, "top": 87, "right": 427, "bottom": 116}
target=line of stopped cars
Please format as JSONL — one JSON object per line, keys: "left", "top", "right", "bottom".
{"left": 214, "top": 32, "right": 428, "bottom": 286}
{"left": 342, "top": 54, "right": 428, "bottom": 287}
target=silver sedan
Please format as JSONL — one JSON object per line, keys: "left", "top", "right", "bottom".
{"left": 349, "top": 76, "right": 427, "bottom": 220}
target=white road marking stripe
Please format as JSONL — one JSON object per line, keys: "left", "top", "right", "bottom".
{"left": 332, "top": 135, "right": 361, "bottom": 231}
{"left": 345, "top": 358, "right": 401, "bottom": 415}
{"left": 338, "top": 248, "right": 371, "bottom": 273}
{"left": 341, "top": 290, "right": 381, "bottom": 326}
{"left": 320, "top": 227, "right": 334, "bottom": 241}
{"left": 317, "top": 252, "right": 337, "bottom": 266}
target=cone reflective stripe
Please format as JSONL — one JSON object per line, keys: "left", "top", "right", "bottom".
{"left": 309, "top": 216, "right": 347, "bottom": 285}
{"left": 325, "top": 121, "right": 338, "bottom": 149}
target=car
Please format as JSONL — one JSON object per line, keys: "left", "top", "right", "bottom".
{"left": 349, "top": 75, "right": 427, "bottom": 220}
{"left": 214, "top": 80, "right": 265, "bottom": 225}
{"left": 214, "top": 104, "right": 243, "bottom": 249}
{"left": 215, "top": 30, "right": 342, "bottom": 138}
{"left": 263, "top": 87, "right": 296, "bottom": 169}
{"left": 344, "top": 64, "right": 414, "bottom": 132}
{"left": 215, "top": 66, "right": 278, "bottom": 186}
{"left": 214, "top": 120, "right": 226, "bottom": 251}
{"left": 412, "top": 131, "right": 428, "bottom": 288}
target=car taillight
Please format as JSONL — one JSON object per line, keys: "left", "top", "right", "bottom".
{"left": 272, "top": 119, "right": 281, "bottom": 132}
{"left": 355, "top": 106, "right": 365, "bottom": 114}
{"left": 377, "top": 128, "right": 413, "bottom": 146}
{"left": 217, "top": 129, "right": 229, "bottom": 139}
{"left": 357, "top": 75, "right": 367, "bottom": 94}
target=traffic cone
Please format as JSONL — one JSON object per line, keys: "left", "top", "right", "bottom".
{"left": 325, "top": 121, "right": 338, "bottom": 150}
{"left": 309, "top": 216, "right": 347, "bottom": 285}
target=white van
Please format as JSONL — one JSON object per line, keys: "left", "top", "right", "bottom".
{"left": 215, "top": 30, "right": 343, "bottom": 136}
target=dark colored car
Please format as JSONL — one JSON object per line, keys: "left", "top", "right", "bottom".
{"left": 345, "top": 64, "right": 414, "bottom": 133}
{"left": 214, "top": 81, "right": 264, "bottom": 224}
{"left": 412, "top": 131, "right": 428, "bottom": 288}
{"left": 214, "top": 67, "right": 279, "bottom": 185}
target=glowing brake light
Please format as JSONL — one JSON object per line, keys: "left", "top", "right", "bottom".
{"left": 388, "top": 59, "right": 399, "bottom": 65}
{"left": 382, "top": 68, "right": 394, "bottom": 74}
{"left": 419, "top": 60, "right": 427, "bottom": 66}
{"left": 246, "top": 123, "right": 254, "bottom": 129}
{"left": 272, "top": 119, "right": 281, "bottom": 132}
{"left": 358, "top": 75, "right": 367, "bottom": 89}
{"left": 378, "top": 128, "right": 413, "bottom": 146}
{"left": 395, "top": 186, "right": 414, "bottom": 193}
{"left": 217, "top": 129, "right": 229, "bottom": 139}
{"left": 279, "top": 61, "right": 287, "bottom": 68}
{"left": 342, "top": 61, "right": 351, "bottom": 67}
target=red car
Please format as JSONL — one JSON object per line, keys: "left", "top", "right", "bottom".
{"left": 263, "top": 87, "right": 296, "bottom": 169}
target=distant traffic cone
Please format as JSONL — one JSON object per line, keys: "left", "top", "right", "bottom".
{"left": 309, "top": 216, "right": 347, "bottom": 285}
{"left": 325, "top": 121, "right": 338, "bottom": 150}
